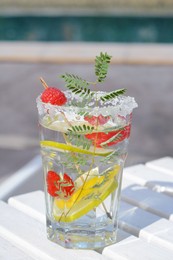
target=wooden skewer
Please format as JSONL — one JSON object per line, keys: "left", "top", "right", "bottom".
{"left": 40, "top": 77, "right": 48, "bottom": 89}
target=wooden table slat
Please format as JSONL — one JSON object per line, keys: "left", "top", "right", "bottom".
{"left": 102, "top": 236, "right": 173, "bottom": 260}
{"left": 119, "top": 201, "right": 173, "bottom": 251}
{"left": 146, "top": 157, "right": 173, "bottom": 175}
{"left": 0, "top": 236, "right": 34, "bottom": 260}
{"left": 124, "top": 164, "right": 173, "bottom": 196}
{"left": 8, "top": 190, "right": 45, "bottom": 224}
{"left": 121, "top": 177, "right": 173, "bottom": 221}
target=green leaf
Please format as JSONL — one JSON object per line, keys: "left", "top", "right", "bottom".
{"left": 100, "top": 131, "right": 123, "bottom": 147}
{"left": 60, "top": 152, "right": 88, "bottom": 170}
{"left": 60, "top": 73, "right": 94, "bottom": 99}
{"left": 78, "top": 110, "right": 90, "bottom": 117}
{"left": 66, "top": 132, "right": 93, "bottom": 150}
{"left": 95, "top": 52, "right": 112, "bottom": 82}
{"left": 61, "top": 73, "right": 89, "bottom": 88}
{"left": 66, "top": 124, "right": 94, "bottom": 150}
{"left": 100, "top": 88, "right": 126, "bottom": 102}
{"left": 100, "top": 150, "right": 120, "bottom": 163}
{"left": 67, "top": 124, "right": 94, "bottom": 135}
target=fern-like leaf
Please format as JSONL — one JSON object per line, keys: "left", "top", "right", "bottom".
{"left": 101, "top": 88, "right": 126, "bottom": 102}
{"left": 68, "top": 124, "right": 95, "bottom": 134}
{"left": 95, "top": 52, "right": 112, "bottom": 82}
{"left": 60, "top": 73, "right": 94, "bottom": 98}
{"left": 66, "top": 124, "right": 94, "bottom": 150}
{"left": 60, "top": 153, "right": 88, "bottom": 169}
{"left": 100, "top": 132, "right": 123, "bottom": 147}
{"left": 61, "top": 73, "right": 89, "bottom": 88}
{"left": 66, "top": 132, "right": 92, "bottom": 150}
{"left": 100, "top": 150, "right": 120, "bottom": 163}
{"left": 77, "top": 110, "right": 90, "bottom": 117}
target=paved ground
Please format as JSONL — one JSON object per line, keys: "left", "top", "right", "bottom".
{"left": 0, "top": 62, "right": 173, "bottom": 183}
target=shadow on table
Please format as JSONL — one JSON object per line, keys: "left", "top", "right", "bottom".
{"left": 145, "top": 180, "right": 173, "bottom": 197}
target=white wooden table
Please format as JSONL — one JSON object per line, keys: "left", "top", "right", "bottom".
{"left": 0, "top": 157, "right": 173, "bottom": 260}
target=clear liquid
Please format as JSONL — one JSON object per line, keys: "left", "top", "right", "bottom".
{"left": 40, "top": 121, "right": 128, "bottom": 249}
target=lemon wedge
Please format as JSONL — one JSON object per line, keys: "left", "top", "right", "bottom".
{"left": 40, "top": 140, "right": 112, "bottom": 157}
{"left": 53, "top": 165, "right": 120, "bottom": 222}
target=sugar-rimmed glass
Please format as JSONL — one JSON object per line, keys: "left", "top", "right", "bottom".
{"left": 37, "top": 91, "right": 137, "bottom": 249}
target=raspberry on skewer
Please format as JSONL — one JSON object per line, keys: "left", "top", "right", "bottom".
{"left": 40, "top": 77, "right": 67, "bottom": 106}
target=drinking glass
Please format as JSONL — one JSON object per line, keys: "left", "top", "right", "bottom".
{"left": 37, "top": 90, "right": 137, "bottom": 249}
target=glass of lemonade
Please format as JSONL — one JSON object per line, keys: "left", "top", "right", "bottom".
{"left": 36, "top": 53, "right": 137, "bottom": 249}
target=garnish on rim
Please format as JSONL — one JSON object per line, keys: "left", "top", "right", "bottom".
{"left": 39, "top": 53, "right": 130, "bottom": 150}
{"left": 60, "top": 52, "right": 126, "bottom": 103}
{"left": 40, "top": 77, "right": 67, "bottom": 106}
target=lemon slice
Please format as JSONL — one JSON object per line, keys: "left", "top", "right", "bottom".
{"left": 41, "top": 117, "right": 111, "bottom": 133}
{"left": 53, "top": 165, "right": 120, "bottom": 222}
{"left": 74, "top": 167, "right": 99, "bottom": 187}
{"left": 40, "top": 140, "right": 112, "bottom": 157}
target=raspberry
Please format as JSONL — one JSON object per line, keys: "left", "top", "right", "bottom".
{"left": 47, "top": 171, "right": 75, "bottom": 198}
{"left": 41, "top": 87, "right": 67, "bottom": 105}
{"left": 46, "top": 171, "right": 60, "bottom": 197}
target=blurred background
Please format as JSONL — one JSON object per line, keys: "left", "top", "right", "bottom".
{"left": 0, "top": 0, "right": 173, "bottom": 200}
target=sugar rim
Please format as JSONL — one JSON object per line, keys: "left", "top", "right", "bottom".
{"left": 36, "top": 90, "right": 138, "bottom": 117}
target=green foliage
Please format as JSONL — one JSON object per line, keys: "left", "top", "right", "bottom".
{"left": 66, "top": 125, "right": 94, "bottom": 150}
{"left": 95, "top": 52, "right": 112, "bottom": 82}
{"left": 68, "top": 124, "right": 95, "bottom": 134}
{"left": 60, "top": 152, "right": 88, "bottom": 170}
{"left": 77, "top": 110, "right": 90, "bottom": 117}
{"left": 67, "top": 133, "right": 93, "bottom": 150}
{"left": 60, "top": 73, "right": 93, "bottom": 98}
{"left": 100, "top": 132, "right": 123, "bottom": 147}
{"left": 60, "top": 53, "right": 125, "bottom": 104}
{"left": 61, "top": 73, "right": 89, "bottom": 89}
{"left": 101, "top": 89, "right": 126, "bottom": 102}
{"left": 58, "top": 52, "right": 128, "bottom": 175}
{"left": 100, "top": 150, "right": 120, "bottom": 163}
{"left": 69, "top": 96, "right": 93, "bottom": 108}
